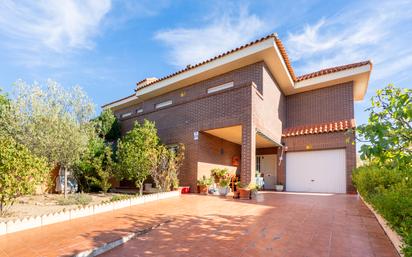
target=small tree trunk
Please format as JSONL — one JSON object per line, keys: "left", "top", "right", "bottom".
{"left": 139, "top": 181, "right": 143, "bottom": 196}
{"left": 64, "top": 167, "right": 68, "bottom": 198}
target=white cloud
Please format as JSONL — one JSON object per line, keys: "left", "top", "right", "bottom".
{"left": 285, "top": 0, "right": 412, "bottom": 85}
{"left": 0, "top": 0, "right": 111, "bottom": 54}
{"left": 154, "top": 6, "right": 266, "bottom": 68}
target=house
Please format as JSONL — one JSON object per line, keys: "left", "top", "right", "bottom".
{"left": 103, "top": 33, "right": 372, "bottom": 194}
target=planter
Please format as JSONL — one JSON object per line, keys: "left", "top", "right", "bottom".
{"left": 275, "top": 185, "right": 284, "bottom": 192}
{"left": 197, "top": 185, "right": 208, "bottom": 195}
{"left": 238, "top": 188, "right": 251, "bottom": 200}
{"left": 179, "top": 186, "right": 190, "bottom": 194}
{"left": 218, "top": 186, "right": 230, "bottom": 196}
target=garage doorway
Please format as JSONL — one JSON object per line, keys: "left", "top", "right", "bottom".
{"left": 286, "top": 149, "right": 346, "bottom": 193}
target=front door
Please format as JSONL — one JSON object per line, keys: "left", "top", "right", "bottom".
{"left": 257, "top": 155, "right": 277, "bottom": 190}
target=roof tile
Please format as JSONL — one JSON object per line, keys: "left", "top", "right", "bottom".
{"left": 282, "top": 119, "right": 355, "bottom": 138}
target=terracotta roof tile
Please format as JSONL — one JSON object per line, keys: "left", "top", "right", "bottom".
{"left": 282, "top": 119, "right": 356, "bottom": 138}
{"left": 136, "top": 33, "right": 285, "bottom": 91}
{"left": 295, "top": 61, "right": 372, "bottom": 82}
{"left": 135, "top": 33, "right": 371, "bottom": 92}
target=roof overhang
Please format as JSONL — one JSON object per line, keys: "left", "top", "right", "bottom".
{"left": 102, "top": 94, "right": 141, "bottom": 111}
{"left": 136, "top": 37, "right": 295, "bottom": 100}
{"left": 203, "top": 125, "right": 280, "bottom": 148}
{"left": 293, "top": 64, "right": 372, "bottom": 101}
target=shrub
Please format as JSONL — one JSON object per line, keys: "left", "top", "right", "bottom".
{"left": 0, "top": 135, "right": 49, "bottom": 215}
{"left": 57, "top": 193, "right": 92, "bottom": 206}
{"left": 110, "top": 194, "right": 130, "bottom": 202}
{"left": 353, "top": 165, "right": 411, "bottom": 255}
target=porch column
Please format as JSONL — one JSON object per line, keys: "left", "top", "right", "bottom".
{"left": 241, "top": 124, "right": 256, "bottom": 184}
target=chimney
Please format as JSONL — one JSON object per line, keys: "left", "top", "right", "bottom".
{"left": 136, "top": 77, "right": 158, "bottom": 90}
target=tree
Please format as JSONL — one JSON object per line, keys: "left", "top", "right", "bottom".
{"left": 10, "top": 80, "right": 95, "bottom": 197}
{"left": 93, "top": 109, "right": 121, "bottom": 141}
{"left": 0, "top": 135, "right": 49, "bottom": 215}
{"left": 74, "top": 136, "right": 114, "bottom": 193}
{"left": 150, "top": 144, "right": 185, "bottom": 192}
{"left": 116, "top": 120, "right": 159, "bottom": 195}
{"left": 0, "top": 89, "right": 17, "bottom": 138}
{"left": 356, "top": 84, "right": 411, "bottom": 169}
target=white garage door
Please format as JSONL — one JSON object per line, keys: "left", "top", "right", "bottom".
{"left": 286, "top": 149, "right": 346, "bottom": 193}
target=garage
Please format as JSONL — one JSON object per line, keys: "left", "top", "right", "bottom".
{"left": 286, "top": 149, "right": 346, "bottom": 193}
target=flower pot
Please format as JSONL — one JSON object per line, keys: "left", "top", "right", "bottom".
{"left": 198, "top": 185, "right": 208, "bottom": 195}
{"left": 218, "top": 186, "right": 229, "bottom": 196}
{"left": 275, "top": 185, "right": 284, "bottom": 192}
{"left": 179, "top": 186, "right": 190, "bottom": 194}
{"left": 238, "top": 188, "right": 251, "bottom": 199}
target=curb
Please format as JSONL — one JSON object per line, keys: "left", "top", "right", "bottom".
{"left": 359, "top": 194, "right": 404, "bottom": 257}
{"left": 74, "top": 219, "right": 173, "bottom": 257}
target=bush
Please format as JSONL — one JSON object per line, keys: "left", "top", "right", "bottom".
{"left": 110, "top": 194, "right": 130, "bottom": 202}
{"left": 353, "top": 165, "right": 412, "bottom": 255}
{"left": 57, "top": 193, "right": 92, "bottom": 206}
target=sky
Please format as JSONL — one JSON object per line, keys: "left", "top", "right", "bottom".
{"left": 0, "top": 0, "right": 411, "bottom": 128}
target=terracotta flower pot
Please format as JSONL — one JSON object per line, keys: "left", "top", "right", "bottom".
{"left": 238, "top": 188, "right": 251, "bottom": 200}
{"left": 198, "top": 185, "right": 208, "bottom": 195}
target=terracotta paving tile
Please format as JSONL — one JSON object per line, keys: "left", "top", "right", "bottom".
{"left": 0, "top": 193, "right": 399, "bottom": 257}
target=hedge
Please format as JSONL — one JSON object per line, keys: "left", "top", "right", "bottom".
{"left": 353, "top": 165, "right": 412, "bottom": 256}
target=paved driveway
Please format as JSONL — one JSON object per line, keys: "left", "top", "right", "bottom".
{"left": 101, "top": 192, "right": 398, "bottom": 257}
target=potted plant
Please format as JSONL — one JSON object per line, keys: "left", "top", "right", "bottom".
{"left": 197, "top": 176, "right": 212, "bottom": 195}
{"left": 236, "top": 182, "right": 251, "bottom": 200}
{"left": 218, "top": 175, "right": 231, "bottom": 196}
{"left": 211, "top": 168, "right": 229, "bottom": 183}
{"left": 275, "top": 183, "right": 284, "bottom": 192}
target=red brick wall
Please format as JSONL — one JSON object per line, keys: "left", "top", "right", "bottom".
{"left": 286, "top": 82, "right": 354, "bottom": 127}
{"left": 115, "top": 63, "right": 262, "bottom": 191}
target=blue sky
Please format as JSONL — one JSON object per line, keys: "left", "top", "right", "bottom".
{"left": 0, "top": 0, "right": 411, "bottom": 127}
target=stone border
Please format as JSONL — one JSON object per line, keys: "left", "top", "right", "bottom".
{"left": 359, "top": 194, "right": 404, "bottom": 257}
{"left": 74, "top": 219, "right": 173, "bottom": 257}
{"left": 0, "top": 191, "right": 180, "bottom": 236}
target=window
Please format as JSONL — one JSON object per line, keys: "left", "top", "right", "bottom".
{"left": 207, "top": 81, "right": 234, "bottom": 94}
{"left": 121, "top": 112, "right": 132, "bottom": 118}
{"left": 136, "top": 108, "right": 143, "bottom": 114}
{"left": 155, "top": 100, "right": 172, "bottom": 109}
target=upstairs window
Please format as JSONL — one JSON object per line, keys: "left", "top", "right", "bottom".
{"left": 121, "top": 112, "right": 132, "bottom": 118}
{"left": 155, "top": 100, "right": 172, "bottom": 109}
{"left": 136, "top": 108, "right": 143, "bottom": 114}
{"left": 207, "top": 81, "right": 234, "bottom": 94}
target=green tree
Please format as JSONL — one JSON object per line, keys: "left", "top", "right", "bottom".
{"left": 116, "top": 120, "right": 159, "bottom": 195}
{"left": 74, "top": 136, "right": 114, "bottom": 193}
{"left": 150, "top": 144, "right": 185, "bottom": 192}
{"left": 356, "top": 84, "right": 411, "bottom": 169}
{"left": 93, "top": 109, "right": 121, "bottom": 141}
{"left": 0, "top": 135, "right": 49, "bottom": 215}
{"left": 10, "top": 80, "right": 95, "bottom": 197}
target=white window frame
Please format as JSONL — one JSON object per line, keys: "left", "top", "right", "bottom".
{"left": 136, "top": 108, "right": 143, "bottom": 114}
{"left": 155, "top": 100, "right": 173, "bottom": 109}
{"left": 207, "top": 81, "right": 234, "bottom": 94}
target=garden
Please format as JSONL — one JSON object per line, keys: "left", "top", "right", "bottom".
{"left": 0, "top": 80, "right": 184, "bottom": 220}
{"left": 351, "top": 84, "right": 411, "bottom": 256}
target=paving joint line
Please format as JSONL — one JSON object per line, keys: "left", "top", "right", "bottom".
{"left": 73, "top": 219, "right": 174, "bottom": 257}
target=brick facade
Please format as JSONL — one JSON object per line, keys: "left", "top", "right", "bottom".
{"left": 113, "top": 63, "right": 357, "bottom": 193}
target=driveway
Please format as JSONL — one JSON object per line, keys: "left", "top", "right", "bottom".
{"left": 0, "top": 192, "right": 398, "bottom": 257}
{"left": 101, "top": 192, "right": 398, "bottom": 257}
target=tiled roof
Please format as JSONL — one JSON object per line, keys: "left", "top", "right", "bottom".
{"left": 295, "top": 61, "right": 372, "bottom": 82}
{"left": 135, "top": 33, "right": 371, "bottom": 92}
{"left": 136, "top": 33, "right": 284, "bottom": 91}
{"left": 282, "top": 119, "right": 356, "bottom": 138}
